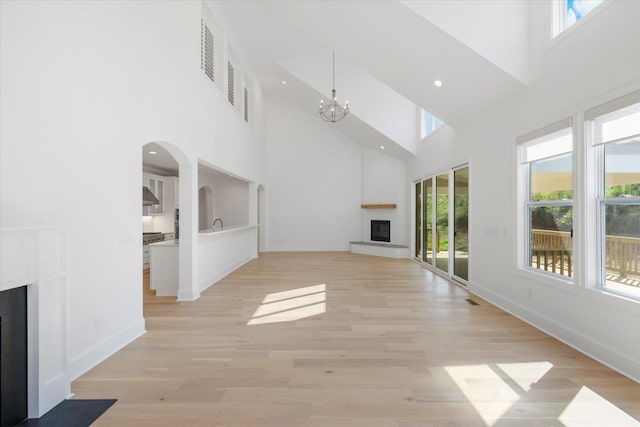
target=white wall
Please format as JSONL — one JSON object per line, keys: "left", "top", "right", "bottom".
{"left": 0, "top": 0, "right": 264, "bottom": 384}
{"left": 264, "top": 96, "right": 362, "bottom": 251}
{"left": 400, "top": 0, "right": 530, "bottom": 84}
{"left": 198, "top": 167, "right": 250, "bottom": 229}
{"left": 198, "top": 227, "right": 257, "bottom": 291}
{"left": 408, "top": 0, "right": 640, "bottom": 381}
{"left": 264, "top": 96, "right": 408, "bottom": 251}
{"left": 362, "top": 148, "right": 407, "bottom": 245}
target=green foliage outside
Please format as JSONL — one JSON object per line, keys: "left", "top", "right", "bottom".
{"left": 422, "top": 194, "right": 469, "bottom": 252}
{"left": 531, "top": 183, "right": 640, "bottom": 237}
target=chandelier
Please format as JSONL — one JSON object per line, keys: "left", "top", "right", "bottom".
{"left": 319, "top": 51, "right": 349, "bottom": 122}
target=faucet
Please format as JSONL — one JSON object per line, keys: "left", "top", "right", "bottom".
{"left": 213, "top": 218, "right": 223, "bottom": 231}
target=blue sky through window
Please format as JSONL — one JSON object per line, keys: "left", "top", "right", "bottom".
{"left": 422, "top": 111, "right": 444, "bottom": 138}
{"left": 566, "top": 0, "right": 604, "bottom": 28}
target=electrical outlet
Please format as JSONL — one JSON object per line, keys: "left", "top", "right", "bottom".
{"left": 94, "top": 316, "right": 105, "bottom": 329}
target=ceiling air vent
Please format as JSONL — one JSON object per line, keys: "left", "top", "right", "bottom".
{"left": 201, "top": 19, "right": 214, "bottom": 82}
{"left": 227, "top": 62, "right": 235, "bottom": 105}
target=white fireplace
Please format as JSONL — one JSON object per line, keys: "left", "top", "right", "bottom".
{"left": 0, "top": 227, "right": 71, "bottom": 419}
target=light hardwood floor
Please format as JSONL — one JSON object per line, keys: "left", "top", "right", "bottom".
{"left": 74, "top": 252, "right": 640, "bottom": 426}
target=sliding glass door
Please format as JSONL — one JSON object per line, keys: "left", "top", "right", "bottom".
{"left": 453, "top": 167, "right": 469, "bottom": 281}
{"left": 423, "top": 178, "right": 433, "bottom": 265}
{"left": 415, "top": 181, "right": 422, "bottom": 258}
{"left": 435, "top": 174, "right": 449, "bottom": 272}
{"left": 414, "top": 165, "right": 469, "bottom": 284}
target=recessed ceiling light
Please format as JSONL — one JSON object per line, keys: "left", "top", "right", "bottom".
{"left": 434, "top": 80, "right": 443, "bottom": 87}
{"left": 380, "top": 145, "right": 385, "bottom": 150}
{"left": 148, "top": 151, "right": 157, "bottom": 155}
{"left": 282, "top": 80, "right": 287, "bottom": 85}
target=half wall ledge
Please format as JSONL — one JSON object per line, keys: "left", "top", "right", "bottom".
{"left": 350, "top": 241, "right": 410, "bottom": 259}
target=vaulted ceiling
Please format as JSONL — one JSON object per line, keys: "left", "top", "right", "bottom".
{"left": 211, "top": 0, "right": 531, "bottom": 158}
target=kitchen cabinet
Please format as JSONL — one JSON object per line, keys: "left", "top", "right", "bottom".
{"left": 143, "top": 244, "right": 150, "bottom": 270}
{"left": 149, "top": 240, "right": 178, "bottom": 296}
{"left": 143, "top": 173, "right": 164, "bottom": 215}
{"left": 164, "top": 176, "right": 179, "bottom": 209}
{"left": 143, "top": 174, "right": 179, "bottom": 216}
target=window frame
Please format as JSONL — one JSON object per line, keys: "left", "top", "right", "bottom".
{"left": 517, "top": 119, "right": 575, "bottom": 284}
{"left": 551, "top": 0, "right": 607, "bottom": 40}
{"left": 589, "top": 98, "right": 640, "bottom": 300}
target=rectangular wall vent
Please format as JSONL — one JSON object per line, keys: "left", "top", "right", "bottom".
{"left": 244, "top": 87, "right": 249, "bottom": 122}
{"left": 227, "top": 62, "right": 235, "bottom": 105}
{"left": 201, "top": 19, "right": 214, "bottom": 82}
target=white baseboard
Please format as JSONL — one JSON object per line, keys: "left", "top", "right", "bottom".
{"left": 177, "top": 288, "right": 200, "bottom": 301}
{"left": 262, "top": 245, "right": 350, "bottom": 252}
{"left": 469, "top": 281, "right": 640, "bottom": 384}
{"left": 69, "top": 317, "right": 146, "bottom": 381}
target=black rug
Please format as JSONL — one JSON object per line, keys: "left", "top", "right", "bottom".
{"left": 18, "top": 399, "right": 116, "bottom": 427}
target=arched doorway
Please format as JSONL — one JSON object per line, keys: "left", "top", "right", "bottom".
{"left": 142, "top": 141, "right": 199, "bottom": 303}
{"left": 198, "top": 186, "right": 214, "bottom": 232}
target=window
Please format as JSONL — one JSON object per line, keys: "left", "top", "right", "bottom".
{"left": 519, "top": 124, "right": 574, "bottom": 279}
{"left": 553, "top": 0, "right": 605, "bottom": 38}
{"left": 421, "top": 110, "right": 444, "bottom": 139}
{"left": 590, "top": 100, "right": 640, "bottom": 297}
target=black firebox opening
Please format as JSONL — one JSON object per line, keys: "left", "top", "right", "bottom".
{"left": 371, "top": 220, "right": 390, "bottom": 243}
{"left": 1, "top": 286, "right": 28, "bottom": 427}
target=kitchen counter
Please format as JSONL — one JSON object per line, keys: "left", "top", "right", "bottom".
{"left": 198, "top": 225, "right": 256, "bottom": 237}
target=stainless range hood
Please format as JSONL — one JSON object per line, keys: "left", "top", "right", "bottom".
{"left": 143, "top": 186, "right": 160, "bottom": 206}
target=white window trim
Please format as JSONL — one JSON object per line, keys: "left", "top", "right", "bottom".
{"left": 516, "top": 118, "right": 576, "bottom": 285}
{"left": 515, "top": 93, "right": 640, "bottom": 303}
{"left": 587, "top": 94, "right": 640, "bottom": 300}
{"left": 549, "top": 0, "right": 611, "bottom": 46}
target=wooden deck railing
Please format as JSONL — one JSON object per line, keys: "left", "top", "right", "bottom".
{"left": 605, "top": 235, "right": 640, "bottom": 278}
{"left": 530, "top": 229, "right": 640, "bottom": 278}
{"left": 530, "top": 230, "right": 573, "bottom": 277}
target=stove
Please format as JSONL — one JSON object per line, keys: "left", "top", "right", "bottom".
{"left": 143, "top": 232, "right": 164, "bottom": 244}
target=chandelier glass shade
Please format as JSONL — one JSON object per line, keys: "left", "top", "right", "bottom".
{"left": 319, "top": 51, "right": 349, "bottom": 122}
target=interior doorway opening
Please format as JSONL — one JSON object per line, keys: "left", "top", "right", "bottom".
{"left": 141, "top": 141, "right": 196, "bottom": 303}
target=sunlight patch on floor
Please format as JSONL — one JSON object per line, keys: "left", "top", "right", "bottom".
{"left": 247, "top": 284, "right": 326, "bottom": 325}
{"left": 446, "top": 361, "right": 554, "bottom": 426}
{"left": 496, "top": 361, "right": 553, "bottom": 391}
{"left": 559, "top": 386, "right": 640, "bottom": 426}
{"left": 445, "top": 364, "right": 520, "bottom": 426}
